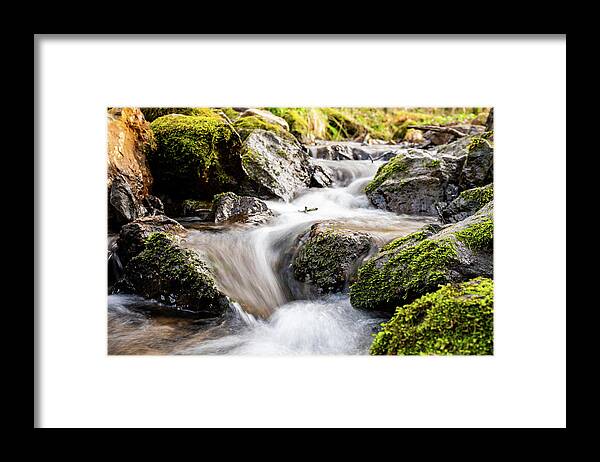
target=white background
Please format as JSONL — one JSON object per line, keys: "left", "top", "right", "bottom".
{"left": 36, "top": 36, "right": 566, "bottom": 428}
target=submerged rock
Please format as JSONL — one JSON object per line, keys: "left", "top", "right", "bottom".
{"left": 107, "top": 107, "right": 159, "bottom": 228}
{"left": 370, "top": 277, "right": 493, "bottom": 355}
{"left": 350, "top": 203, "right": 493, "bottom": 312}
{"left": 119, "top": 232, "right": 229, "bottom": 318}
{"left": 116, "top": 215, "right": 187, "bottom": 267}
{"left": 440, "top": 183, "right": 493, "bottom": 223}
{"left": 292, "top": 222, "right": 374, "bottom": 294}
{"left": 212, "top": 192, "right": 273, "bottom": 224}
{"left": 239, "top": 129, "right": 312, "bottom": 201}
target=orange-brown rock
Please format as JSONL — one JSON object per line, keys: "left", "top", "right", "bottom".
{"left": 107, "top": 107, "right": 159, "bottom": 228}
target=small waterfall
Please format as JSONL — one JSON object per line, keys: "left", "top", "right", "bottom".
{"left": 108, "top": 159, "right": 436, "bottom": 355}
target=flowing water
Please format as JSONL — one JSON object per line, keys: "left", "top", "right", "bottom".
{"left": 108, "top": 159, "right": 436, "bottom": 355}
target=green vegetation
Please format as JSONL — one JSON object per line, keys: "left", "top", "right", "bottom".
{"left": 364, "top": 155, "right": 407, "bottom": 193}
{"left": 455, "top": 219, "right": 494, "bottom": 251}
{"left": 233, "top": 115, "right": 291, "bottom": 140}
{"left": 265, "top": 107, "right": 489, "bottom": 142}
{"left": 459, "top": 183, "right": 494, "bottom": 208}
{"left": 370, "top": 277, "right": 493, "bottom": 355}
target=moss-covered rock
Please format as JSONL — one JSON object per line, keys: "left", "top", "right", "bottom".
{"left": 365, "top": 150, "right": 445, "bottom": 215}
{"left": 440, "top": 183, "right": 493, "bottom": 223}
{"left": 116, "top": 215, "right": 187, "bottom": 267}
{"left": 238, "top": 108, "right": 290, "bottom": 131}
{"left": 292, "top": 222, "right": 374, "bottom": 294}
{"left": 148, "top": 114, "right": 242, "bottom": 199}
{"left": 370, "top": 277, "right": 493, "bottom": 355}
{"left": 119, "top": 232, "right": 229, "bottom": 318}
{"left": 141, "top": 107, "right": 225, "bottom": 122}
{"left": 350, "top": 203, "right": 493, "bottom": 312}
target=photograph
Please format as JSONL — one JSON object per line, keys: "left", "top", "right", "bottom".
{"left": 107, "top": 106, "right": 494, "bottom": 355}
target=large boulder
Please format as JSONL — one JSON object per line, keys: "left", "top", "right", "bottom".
{"left": 365, "top": 133, "right": 494, "bottom": 216}
{"left": 370, "top": 277, "right": 493, "bottom": 355}
{"left": 148, "top": 115, "right": 313, "bottom": 202}
{"left": 292, "top": 222, "right": 374, "bottom": 294}
{"left": 239, "top": 129, "right": 312, "bottom": 201}
{"left": 212, "top": 192, "right": 273, "bottom": 224}
{"left": 107, "top": 107, "right": 161, "bottom": 228}
{"left": 116, "top": 215, "right": 187, "bottom": 267}
{"left": 117, "top": 232, "right": 230, "bottom": 318}
{"left": 350, "top": 203, "right": 493, "bottom": 312}
{"left": 440, "top": 183, "right": 493, "bottom": 223}
{"left": 148, "top": 114, "right": 241, "bottom": 199}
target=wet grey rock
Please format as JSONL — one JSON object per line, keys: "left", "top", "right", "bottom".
{"left": 212, "top": 192, "right": 274, "bottom": 224}
{"left": 365, "top": 134, "right": 494, "bottom": 216}
{"left": 309, "top": 162, "right": 335, "bottom": 188}
{"left": 240, "top": 129, "right": 312, "bottom": 201}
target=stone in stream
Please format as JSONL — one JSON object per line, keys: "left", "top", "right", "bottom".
{"left": 439, "top": 183, "right": 493, "bottom": 223}
{"left": 308, "top": 162, "right": 334, "bottom": 188}
{"left": 292, "top": 222, "right": 374, "bottom": 294}
{"left": 117, "top": 232, "right": 230, "bottom": 318}
{"left": 365, "top": 132, "right": 494, "bottom": 216}
{"left": 181, "top": 199, "right": 215, "bottom": 221}
{"left": 238, "top": 129, "right": 313, "bottom": 201}
{"left": 370, "top": 277, "right": 494, "bottom": 355}
{"left": 148, "top": 114, "right": 314, "bottom": 202}
{"left": 107, "top": 107, "right": 162, "bottom": 228}
{"left": 212, "top": 191, "right": 274, "bottom": 224}
{"left": 350, "top": 202, "right": 493, "bottom": 312}
{"left": 116, "top": 215, "right": 187, "bottom": 267}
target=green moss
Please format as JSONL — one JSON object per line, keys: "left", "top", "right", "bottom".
{"left": 459, "top": 183, "right": 493, "bottom": 208}
{"left": 364, "top": 155, "right": 407, "bottom": 194}
{"left": 124, "top": 232, "right": 226, "bottom": 314}
{"left": 380, "top": 230, "right": 428, "bottom": 252}
{"left": 455, "top": 219, "right": 493, "bottom": 251}
{"left": 293, "top": 229, "right": 372, "bottom": 293}
{"left": 148, "top": 115, "right": 240, "bottom": 199}
{"left": 427, "top": 159, "right": 441, "bottom": 168}
{"left": 233, "top": 115, "right": 290, "bottom": 140}
{"left": 350, "top": 237, "right": 458, "bottom": 311}
{"left": 467, "top": 133, "right": 494, "bottom": 153}
{"left": 141, "top": 107, "right": 223, "bottom": 122}
{"left": 370, "top": 277, "right": 493, "bottom": 355}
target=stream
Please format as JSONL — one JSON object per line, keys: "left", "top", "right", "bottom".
{"left": 108, "top": 158, "right": 436, "bottom": 355}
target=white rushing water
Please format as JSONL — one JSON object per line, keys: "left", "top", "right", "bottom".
{"left": 108, "top": 159, "right": 435, "bottom": 355}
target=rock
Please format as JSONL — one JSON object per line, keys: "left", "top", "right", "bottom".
{"left": 440, "top": 183, "right": 493, "bottom": 223}
{"left": 308, "top": 162, "right": 334, "bottom": 188}
{"left": 116, "top": 215, "right": 187, "bottom": 267}
{"left": 308, "top": 143, "right": 355, "bottom": 160}
{"left": 118, "top": 232, "right": 230, "bottom": 318}
{"left": 403, "top": 128, "right": 425, "bottom": 144}
{"left": 370, "top": 277, "right": 493, "bottom": 355}
{"left": 212, "top": 192, "right": 273, "bottom": 224}
{"left": 292, "top": 222, "right": 374, "bottom": 294}
{"left": 365, "top": 149, "right": 445, "bottom": 215}
{"left": 365, "top": 133, "right": 494, "bottom": 215}
{"left": 181, "top": 199, "right": 214, "bottom": 221}
{"left": 239, "top": 129, "right": 312, "bottom": 201}
{"left": 107, "top": 107, "right": 157, "bottom": 228}
{"left": 148, "top": 115, "right": 312, "bottom": 202}
{"left": 148, "top": 114, "right": 241, "bottom": 199}
{"left": 350, "top": 203, "right": 493, "bottom": 312}
{"left": 239, "top": 108, "right": 290, "bottom": 131}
